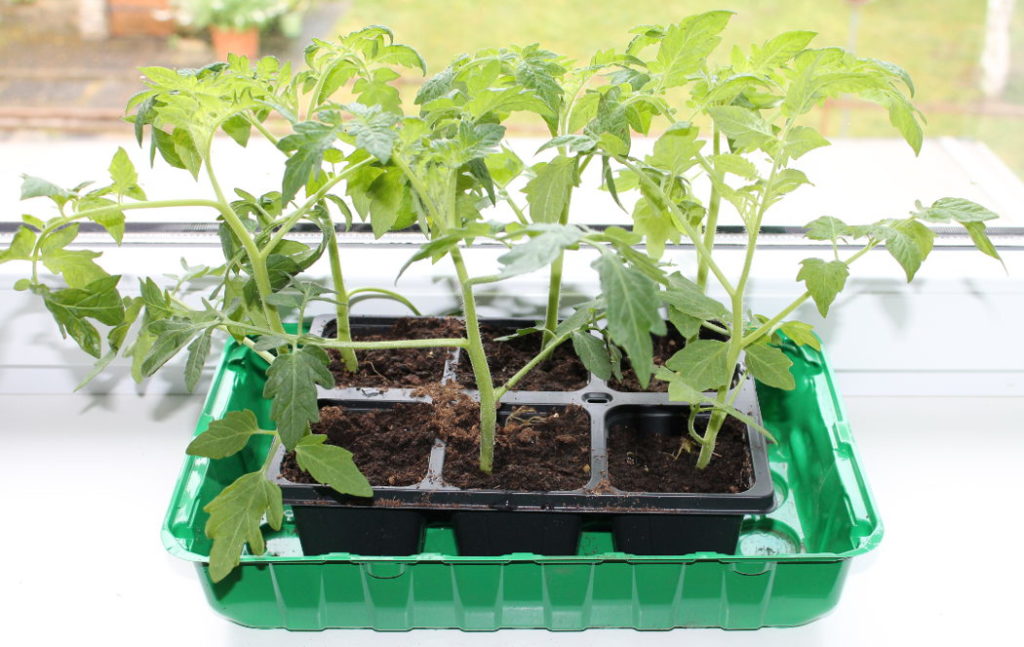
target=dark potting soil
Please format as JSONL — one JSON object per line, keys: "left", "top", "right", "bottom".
{"left": 446, "top": 407, "right": 592, "bottom": 491}
{"left": 426, "top": 384, "right": 592, "bottom": 491}
{"left": 454, "top": 324, "right": 589, "bottom": 391}
{"left": 280, "top": 403, "right": 437, "bottom": 487}
{"left": 607, "top": 415, "right": 753, "bottom": 493}
{"left": 322, "top": 317, "right": 464, "bottom": 388}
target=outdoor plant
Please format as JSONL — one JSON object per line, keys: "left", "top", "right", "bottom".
{"left": 174, "top": 0, "right": 302, "bottom": 31}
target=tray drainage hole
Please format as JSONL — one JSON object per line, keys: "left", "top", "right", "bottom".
{"left": 582, "top": 392, "right": 613, "bottom": 404}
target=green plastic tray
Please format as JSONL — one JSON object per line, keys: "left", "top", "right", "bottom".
{"left": 162, "top": 338, "right": 882, "bottom": 630}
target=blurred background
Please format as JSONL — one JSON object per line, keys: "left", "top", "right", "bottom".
{"left": 1, "top": 0, "right": 1023, "bottom": 227}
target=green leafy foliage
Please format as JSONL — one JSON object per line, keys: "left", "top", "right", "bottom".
{"left": 744, "top": 343, "right": 795, "bottom": 390}
{"left": 797, "top": 258, "right": 850, "bottom": 317}
{"left": 497, "top": 225, "right": 582, "bottom": 278}
{"left": 593, "top": 253, "right": 666, "bottom": 388}
{"left": 263, "top": 346, "right": 333, "bottom": 449}
{"left": 294, "top": 434, "right": 373, "bottom": 497}
{"left": 524, "top": 156, "right": 576, "bottom": 224}
{"left": 187, "top": 409, "right": 262, "bottom": 459}
{"left": 571, "top": 330, "right": 612, "bottom": 381}
{"left": 665, "top": 339, "right": 731, "bottom": 391}
{"left": 203, "top": 471, "right": 282, "bottom": 583}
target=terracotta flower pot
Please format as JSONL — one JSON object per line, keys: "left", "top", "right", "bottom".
{"left": 210, "top": 26, "right": 260, "bottom": 60}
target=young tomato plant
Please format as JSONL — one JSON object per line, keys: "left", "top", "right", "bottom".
{"left": 593, "top": 13, "right": 1003, "bottom": 467}
{"left": 0, "top": 27, "right": 477, "bottom": 581}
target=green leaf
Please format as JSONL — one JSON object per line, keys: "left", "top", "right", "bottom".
{"left": 886, "top": 98, "right": 922, "bottom": 155}
{"left": 707, "top": 106, "right": 773, "bottom": 150}
{"left": 711, "top": 153, "right": 757, "bottom": 179}
{"left": 141, "top": 318, "right": 211, "bottom": 377}
{"left": 187, "top": 409, "right": 261, "bottom": 459}
{"left": 777, "top": 320, "right": 821, "bottom": 351}
{"left": 648, "top": 124, "right": 703, "bottom": 175}
{"left": 632, "top": 197, "right": 679, "bottom": 260}
{"left": 345, "top": 103, "right": 399, "bottom": 163}
{"left": 655, "top": 11, "right": 733, "bottom": 87}
{"left": 43, "top": 274, "right": 124, "bottom": 325}
{"left": 497, "top": 225, "right": 583, "bottom": 278}
{"left": 184, "top": 329, "right": 212, "bottom": 393}
{"left": 572, "top": 331, "right": 612, "bottom": 381}
{"left": 962, "top": 221, "right": 1002, "bottom": 262}
{"left": 222, "top": 114, "right": 252, "bottom": 147}
{"left": 294, "top": 434, "right": 373, "bottom": 497}
{"left": 277, "top": 121, "right": 341, "bottom": 204}
{"left": 668, "top": 307, "right": 701, "bottom": 339}
{"left": 203, "top": 472, "right": 280, "bottom": 583}
{"left": 797, "top": 258, "right": 849, "bottom": 317}
{"left": 916, "top": 197, "right": 999, "bottom": 224}
{"left": 662, "top": 273, "right": 729, "bottom": 320}
{"left": 804, "top": 216, "right": 849, "bottom": 242}
{"left": 536, "top": 135, "right": 598, "bottom": 155}
{"left": 171, "top": 128, "right": 202, "bottom": 178}
{"left": 263, "top": 346, "right": 333, "bottom": 449}
{"left": 41, "top": 227, "right": 108, "bottom": 289}
{"left": 593, "top": 253, "right": 666, "bottom": 388}
{"left": 484, "top": 147, "right": 524, "bottom": 187}
{"left": 0, "top": 226, "right": 37, "bottom": 264}
{"left": 20, "top": 175, "right": 70, "bottom": 203}
{"left": 751, "top": 30, "right": 816, "bottom": 69}
{"left": 524, "top": 156, "right": 576, "bottom": 224}
{"left": 665, "top": 339, "right": 730, "bottom": 391}
{"left": 782, "top": 126, "right": 830, "bottom": 160}
{"left": 882, "top": 219, "right": 934, "bottom": 281}
{"left": 41, "top": 275, "right": 124, "bottom": 358}
{"left": 359, "top": 166, "right": 407, "bottom": 238}
{"left": 108, "top": 147, "right": 146, "bottom": 201}
{"left": 744, "top": 343, "right": 795, "bottom": 390}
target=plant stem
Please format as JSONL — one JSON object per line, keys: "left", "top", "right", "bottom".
{"left": 247, "top": 115, "right": 280, "bottom": 146}
{"left": 203, "top": 146, "right": 286, "bottom": 335}
{"left": 450, "top": 247, "right": 498, "bottom": 474}
{"left": 239, "top": 336, "right": 277, "bottom": 364}
{"left": 696, "top": 127, "right": 721, "bottom": 292}
{"left": 326, "top": 228, "right": 358, "bottom": 372}
{"left": 261, "top": 436, "right": 281, "bottom": 475}
{"left": 616, "top": 156, "right": 736, "bottom": 297}
{"left": 541, "top": 247, "right": 566, "bottom": 347}
{"left": 494, "top": 330, "right": 571, "bottom": 400}
{"left": 696, "top": 386, "right": 729, "bottom": 469}
{"left": 261, "top": 158, "right": 373, "bottom": 258}
{"left": 741, "top": 241, "right": 879, "bottom": 347}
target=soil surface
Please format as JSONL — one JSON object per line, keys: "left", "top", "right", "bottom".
{"left": 323, "top": 317, "right": 464, "bottom": 388}
{"left": 607, "top": 415, "right": 753, "bottom": 493}
{"left": 280, "top": 403, "right": 437, "bottom": 487}
{"left": 425, "top": 384, "right": 592, "bottom": 491}
{"left": 455, "top": 324, "right": 589, "bottom": 391}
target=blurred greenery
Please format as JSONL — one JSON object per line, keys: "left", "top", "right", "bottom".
{"left": 330, "top": 0, "right": 1024, "bottom": 176}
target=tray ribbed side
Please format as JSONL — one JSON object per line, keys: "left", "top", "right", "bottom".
{"left": 163, "top": 322, "right": 882, "bottom": 630}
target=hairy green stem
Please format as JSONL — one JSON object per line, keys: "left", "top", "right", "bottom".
{"left": 616, "top": 156, "right": 736, "bottom": 297}
{"left": 239, "top": 336, "right": 277, "bottom": 364}
{"left": 741, "top": 242, "right": 879, "bottom": 347}
{"left": 494, "top": 330, "right": 572, "bottom": 400}
{"left": 203, "top": 146, "right": 286, "bottom": 334}
{"left": 261, "top": 158, "right": 373, "bottom": 257}
{"left": 696, "top": 128, "right": 722, "bottom": 292}
{"left": 450, "top": 247, "right": 498, "bottom": 474}
{"left": 326, "top": 229, "right": 358, "bottom": 372}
